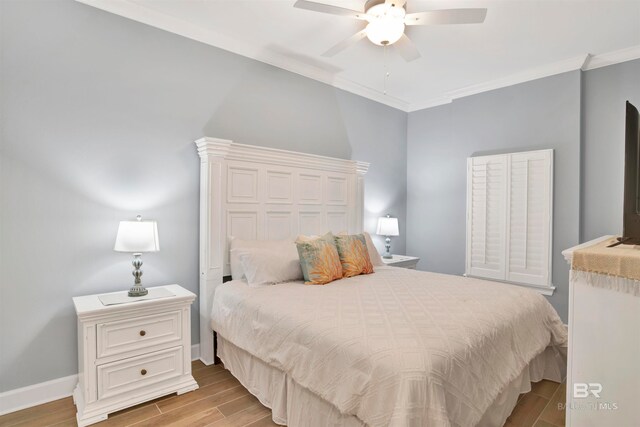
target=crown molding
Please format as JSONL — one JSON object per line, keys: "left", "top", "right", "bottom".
{"left": 581, "top": 45, "right": 640, "bottom": 71}
{"left": 448, "top": 54, "right": 590, "bottom": 100}
{"left": 407, "top": 96, "right": 453, "bottom": 112}
{"left": 75, "top": 1, "right": 639, "bottom": 114}
{"left": 408, "top": 54, "right": 590, "bottom": 112}
{"left": 75, "top": 0, "right": 410, "bottom": 112}
{"left": 409, "top": 47, "right": 640, "bottom": 112}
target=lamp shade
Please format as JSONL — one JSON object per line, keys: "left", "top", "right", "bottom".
{"left": 376, "top": 216, "right": 399, "bottom": 236}
{"left": 114, "top": 220, "right": 160, "bottom": 253}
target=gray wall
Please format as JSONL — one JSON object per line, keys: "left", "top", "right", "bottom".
{"left": 0, "top": 0, "right": 407, "bottom": 392}
{"left": 581, "top": 59, "right": 640, "bottom": 241}
{"left": 2, "top": 0, "right": 638, "bottom": 396}
{"left": 407, "top": 71, "right": 582, "bottom": 322}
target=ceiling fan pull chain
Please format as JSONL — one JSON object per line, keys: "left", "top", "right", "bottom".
{"left": 383, "top": 44, "right": 389, "bottom": 95}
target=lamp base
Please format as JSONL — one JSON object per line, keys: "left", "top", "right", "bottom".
{"left": 128, "top": 253, "right": 148, "bottom": 297}
{"left": 128, "top": 286, "right": 148, "bottom": 297}
{"left": 382, "top": 236, "right": 393, "bottom": 259}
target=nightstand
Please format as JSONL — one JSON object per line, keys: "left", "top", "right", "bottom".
{"left": 381, "top": 255, "right": 420, "bottom": 269}
{"left": 72, "top": 284, "right": 198, "bottom": 426}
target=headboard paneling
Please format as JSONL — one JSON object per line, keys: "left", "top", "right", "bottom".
{"left": 195, "top": 137, "right": 369, "bottom": 364}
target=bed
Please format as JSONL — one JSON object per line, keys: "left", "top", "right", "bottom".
{"left": 196, "top": 138, "right": 567, "bottom": 427}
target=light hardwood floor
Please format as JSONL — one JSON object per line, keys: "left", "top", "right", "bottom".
{"left": 0, "top": 361, "right": 565, "bottom": 427}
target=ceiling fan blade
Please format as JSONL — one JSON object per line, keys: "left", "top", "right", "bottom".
{"left": 322, "top": 29, "right": 367, "bottom": 57}
{"left": 394, "top": 34, "right": 421, "bottom": 62}
{"left": 405, "top": 8, "right": 487, "bottom": 26}
{"left": 385, "top": 0, "right": 407, "bottom": 6}
{"left": 294, "top": 0, "right": 368, "bottom": 20}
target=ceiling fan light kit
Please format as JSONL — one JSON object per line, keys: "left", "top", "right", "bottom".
{"left": 365, "top": 3, "right": 406, "bottom": 46}
{"left": 293, "top": 0, "right": 488, "bottom": 62}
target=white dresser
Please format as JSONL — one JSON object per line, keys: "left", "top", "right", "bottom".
{"left": 72, "top": 284, "right": 198, "bottom": 426}
{"left": 562, "top": 237, "right": 640, "bottom": 427}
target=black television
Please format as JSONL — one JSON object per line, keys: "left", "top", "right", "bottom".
{"left": 618, "top": 101, "right": 640, "bottom": 245}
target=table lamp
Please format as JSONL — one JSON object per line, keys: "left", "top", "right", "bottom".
{"left": 114, "top": 215, "right": 160, "bottom": 297}
{"left": 376, "top": 214, "right": 399, "bottom": 259}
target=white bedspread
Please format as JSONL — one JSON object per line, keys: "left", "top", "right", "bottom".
{"left": 211, "top": 267, "right": 567, "bottom": 427}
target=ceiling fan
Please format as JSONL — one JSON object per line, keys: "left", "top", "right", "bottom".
{"left": 293, "top": 0, "right": 487, "bottom": 62}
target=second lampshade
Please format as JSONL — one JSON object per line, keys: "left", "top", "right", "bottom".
{"left": 376, "top": 215, "right": 399, "bottom": 259}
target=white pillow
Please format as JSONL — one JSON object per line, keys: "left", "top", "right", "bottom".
{"left": 363, "top": 231, "right": 384, "bottom": 267}
{"left": 229, "top": 237, "right": 298, "bottom": 280}
{"left": 238, "top": 248, "right": 303, "bottom": 286}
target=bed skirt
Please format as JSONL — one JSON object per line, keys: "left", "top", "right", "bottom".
{"left": 218, "top": 337, "right": 566, "bottom": 427}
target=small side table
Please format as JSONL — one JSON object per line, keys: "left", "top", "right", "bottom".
{"left": 72, "top": 284, "right": 198, "bottom": 426}
{"left": 382, "top": 255, "right": 420, "bottom": 269}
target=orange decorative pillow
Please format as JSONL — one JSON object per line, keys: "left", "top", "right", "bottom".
{"left": 295, "top": 233, "right": 343, "bottom": 285}
{"left": 334, "top": 234, "right": 374, "bottom": 278}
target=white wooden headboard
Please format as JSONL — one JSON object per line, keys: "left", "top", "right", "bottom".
{"left": 195, "top": 137, "right": 369, "bottom": 364}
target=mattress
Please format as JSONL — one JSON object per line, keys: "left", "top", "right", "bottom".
{"left": 212, "top": 266, "right": 567, "bottom": 427}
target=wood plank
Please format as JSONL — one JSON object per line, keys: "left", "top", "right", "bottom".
{"left": 192, "top": 360, "right": 207, "bottom": 371}
{"left": 5, "top": 397, "right": 76, "bottom": 427}
{"left": 205, "top": 403, "right": 271, "bottom": 427}
{"left": 192, "top": 362, "right": 223, "bottom": 372}
{"left": 217, "top": 394, "right": 260, "bottom": 417}
{"left": 93, "top": 402, "right": 161, "bottom": 426}
{"left": 505, "top": 393, "right": 549, "bottom": 427}
{"left": 135, "top": 407, "right": 224, "bottom": 427}
{"left": 157, "top": 377, "right": 242, "bottom": 413}
{"left": 0, "top": 397, "right": 75, "bottom": 427}
{"left": 194, "top": 369, "right": 235, "bottom": 387}
{"left": 533, "top": 420, "right": 559, "bottom": 427}
{"left": 244, "top": 415, "right": 281, "bottom": 427}
{"left": 530, "top": 380, "right": 561, "bottom": 399}
{"left": 49, "top": 419, "right": 78, "bottom": 427}
{"left": 133, "top": 386, "right": 249, "bottom": 427}
{"left": 539, "top": 383, "right": 566, "bottom": 427}
{"left": 192, "top": 361, "right": 224, "bottom": 372}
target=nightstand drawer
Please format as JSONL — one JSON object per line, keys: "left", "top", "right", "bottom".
{"left": 97, "top": 346, "right": 184, "bottom": 400}
{"left": 97, "top": 310, "right": 182, "bottom": 358}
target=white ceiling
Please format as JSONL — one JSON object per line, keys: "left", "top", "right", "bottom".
{"left": 78, "top": 0, "right": 640, "bottom": 111}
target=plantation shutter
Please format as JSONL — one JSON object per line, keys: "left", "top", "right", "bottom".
{"left": 466, "top": 150, "right": 553, "bottom": 289}
{"left": 465, "top": 155, "right": 507, "bottom": 280}
{"left": 507, "top": 150, "right": 553, "bottom": 286}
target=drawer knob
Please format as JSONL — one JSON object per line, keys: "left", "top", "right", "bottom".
{"left": 139, "top": 330, "right": 146, "bottom": 336}
{"left": 141, "top": 369, "right": 147, "bottom": 376}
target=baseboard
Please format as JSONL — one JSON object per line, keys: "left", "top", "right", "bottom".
{"left": 0, "top": 374, "right": 78, "bottom": 416}
{"left": 0, "top": 344, "right": 202, "bottom": 416}
{"left": 191, "top": 343, "right": 200, "bottom": 361}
